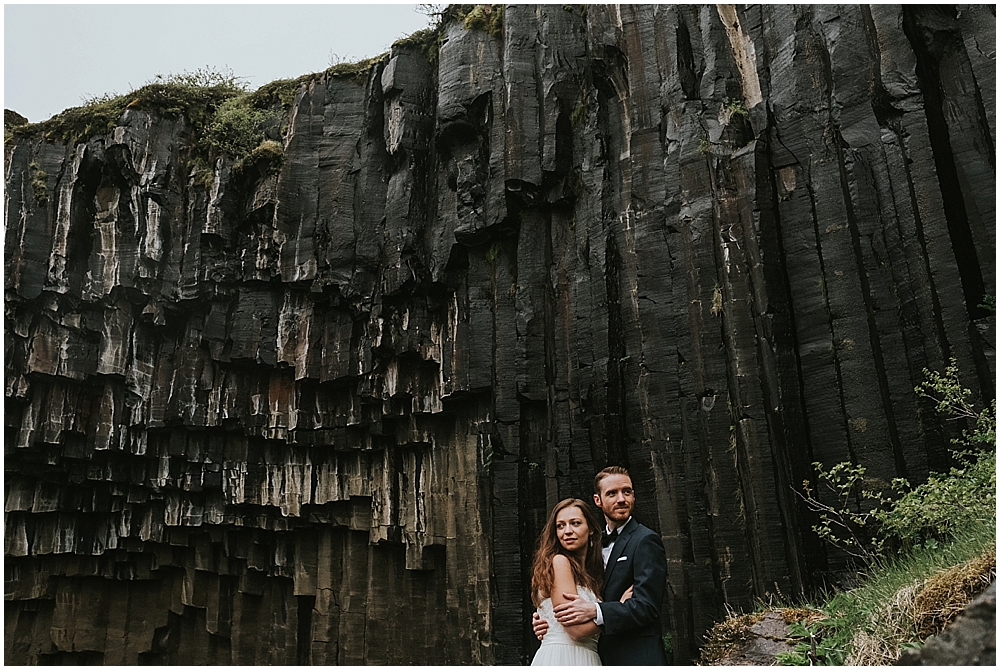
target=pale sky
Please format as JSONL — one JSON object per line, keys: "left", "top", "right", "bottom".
{"left": 4, "top": 2, "right": 433, "bottom": 123}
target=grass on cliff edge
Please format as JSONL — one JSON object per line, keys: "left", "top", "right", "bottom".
{"left": 7, "top": 4, "right": 512, "bottom": 145}
{"left": 7, "top": 51, "right": 390, "bottom": 148}
{"left": 699, "top": 519, "right": 996, "bottom": 666}
{"left": 835, "top": 526, "right": 995, "bottom": 665}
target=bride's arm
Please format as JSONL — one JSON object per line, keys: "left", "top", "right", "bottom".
{"left": 551, "top": 555, "right": 601, "bottom": 641}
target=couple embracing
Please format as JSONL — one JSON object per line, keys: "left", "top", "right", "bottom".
{"left": 529, "top": 466, "right": 668, "bottom": 666}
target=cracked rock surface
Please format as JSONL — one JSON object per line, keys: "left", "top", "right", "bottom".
{"left": 4, "top": 4, "right": 994, "bottom": 664}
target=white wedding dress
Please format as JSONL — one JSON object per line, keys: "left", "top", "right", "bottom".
{"left": 530, "top": 586, "right": 602, "bottom": 666}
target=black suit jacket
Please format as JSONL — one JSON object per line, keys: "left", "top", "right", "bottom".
{"left": 598, "top": 519, "right": 668, "bottom": 665}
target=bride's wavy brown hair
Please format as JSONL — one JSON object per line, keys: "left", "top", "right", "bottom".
{"left": 530, "top": 498, "right": 604, "bottom": 606}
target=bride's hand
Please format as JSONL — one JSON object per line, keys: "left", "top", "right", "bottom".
{"left": 620, "top": 586, "right": 633, "bottom": 603}
{"left": 532, "top": 611, "right": 549, "bottom": 641}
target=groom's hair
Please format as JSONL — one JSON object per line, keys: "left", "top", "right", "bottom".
{"left": 594, "top": 465, "right": 630, "bottom": 494}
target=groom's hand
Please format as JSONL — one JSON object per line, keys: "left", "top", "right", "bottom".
{"left": 532, "top": 611, "right": 549, "bottom": 640}
{"left": 553, "top": 593, "right": 598, "bottom": 626}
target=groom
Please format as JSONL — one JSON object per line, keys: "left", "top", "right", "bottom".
{"left": 534, "top": 466, "right": 668, "bottom": 665}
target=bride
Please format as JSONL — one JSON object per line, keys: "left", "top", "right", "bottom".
{"left": 529, "top": 498, "right": 605, "bottom": 666}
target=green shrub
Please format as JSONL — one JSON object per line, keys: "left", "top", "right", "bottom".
{"left": 463, "top": 4, "right": 504, "bottom": 36}
{"left": 244, "top": 78, "right": 303, "bottom": 111}
{"left": 879, "top": 450, "right": 995, "bottom": 550}
{"left": 979, "top": 294, "right": 995, "bottom": 313}
{"left": 800, "top": 359, "right": 996, "bottom": 560}
{"left": 230, "top": 139, "right": 284, "bottom": 182}
{"left": 915, "top": 358, "right": 996, "bottom": 451}
{"left": 724, "top": 97, "right": 749, "bottom": 117}
{"left": 204, "top": 95, "right": 271, "bottom": 161}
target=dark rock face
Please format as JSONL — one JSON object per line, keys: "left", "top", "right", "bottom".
{"left": 4, "top": 5, "right": 994, "bottom": 664}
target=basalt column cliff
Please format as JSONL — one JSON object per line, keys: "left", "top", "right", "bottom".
{"left": 4, "top": 4, "right": 995, "bottom": 665}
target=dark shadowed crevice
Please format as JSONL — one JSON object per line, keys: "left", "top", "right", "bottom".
{"left": 676, "top": 18, "right": 700, "bottom": 101}
{"left": 902, "top": 6, "right": 989, "bottom": 325}
{"left": 297, "top": 595, "right": 316, "bottom": 664}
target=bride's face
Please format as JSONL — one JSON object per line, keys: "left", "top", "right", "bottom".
{"left": 554, "top": 505, "right": 591, "bottom": 556}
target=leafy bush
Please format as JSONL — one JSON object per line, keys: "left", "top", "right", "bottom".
{"left": 767, "top": 361, "right": 996, "bottom": 665}
{"left": 800, "top": 359, "right": 995, "bottom": 560}
{"left": 797, "top": 461, "right": 891, "bottom": 561}
{"left": 879, "top": 449, "right": 995, "bottom": 550}
{"left": 724, "top": 97, "right": 749, "bottom": 117}
{"left": 915, "top": 358, "right": 996, "bottom": 451}
{"left": 204, "top": 95, "right": 271, "bottom": 161}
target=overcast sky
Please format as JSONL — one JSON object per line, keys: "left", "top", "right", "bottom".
{"left": 4, "top": 2, "right": 433, "bottom": 123}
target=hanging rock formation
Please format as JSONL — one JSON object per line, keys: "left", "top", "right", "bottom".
{"left": 4, "top": 4, "right": 995, "bottom": 664}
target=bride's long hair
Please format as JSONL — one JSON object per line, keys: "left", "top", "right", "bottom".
{"left": 530, "top": 498, "right": 604, "bottom": 606}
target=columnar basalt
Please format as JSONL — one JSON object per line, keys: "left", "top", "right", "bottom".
{"left": 5, "top": 5, "right": 994, "bottom": 664}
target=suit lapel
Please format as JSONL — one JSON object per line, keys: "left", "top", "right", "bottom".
{"left": 603, "top": 520, "right": 637, "bottom": 587}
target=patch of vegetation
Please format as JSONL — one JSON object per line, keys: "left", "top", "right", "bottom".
{"left": 230, "top": 139, "right": 284, "bottom": 183}
{"left": 393, "top": 26, "right": 441, "bottom": 64}
{"left": 916, "top": 357, "right": 996, "bottom": 451}
{"left": 10, "top": 67, "right": 288, "bottom": 189}
{"left": 775, "top": 616, "right": 850, "bottom": 666}
{"left": 724, "top": 97, "right": 749, "bottom": 118}
{"left": 204, "top": 95, "right": 272, "bottom": 161}
{"left": 5, "top": 109, "right": 28, "bottom": 132}
{"left": 776, "top": 361, "right": 996, "bottom": 664}
{"left": 797, "top": 359, "right": 995, "bottom": 561}
{"left": 703, "top": 525, "right": 994, "bottom": 666}
{"left": 437, "top": 4, "right": 504, "bottom": 38}
{"left": 28, "top": 161, "right": 48, "bottom": 204}
{"left": 485, "top": 240, "right": 502, "bottom": 265}
{"left": 244, "top": 78, "right": 304, "bottom": 111}
{"left": 570, "top": 99, "right": 589, "bottom": 128}
{"left": 978, "top": 293, "right": 995, "bottom": 313}
{"left": 698, "top": 138, "right": 713, "bottom": 155}
{"left": 834, "top": 525, "right": 994, "bottom": 665}
{"left": 711, "top": 283, "right": 723, "bottom": 316}
{"left": 879, "top": 449, "right": 994, "bottom": 551}
{"left": 12, "top": 68, "right": 247, "bottom": 145}
{"left": 244, "top": 52, "right": 389, "bottom": 114}
{"left": 706, "top": 361, "right": 996, "bottom": 665}
{"left": 699, "top": 611, "right": 764, "bottom": 664}
{"left": 326, "top": 53, "right": 389, "bottom": 82}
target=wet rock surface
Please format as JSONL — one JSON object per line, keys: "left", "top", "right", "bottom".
{"left": 4, "top": 4, "right": 994, "bottom": 664}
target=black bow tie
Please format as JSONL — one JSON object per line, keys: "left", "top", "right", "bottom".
{"left": 602, "top": 528, "right": 619, "bottom": 547}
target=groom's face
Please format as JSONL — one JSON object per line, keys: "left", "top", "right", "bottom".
{"left": 594, "top": 474, "right": 634, "bottom": 526}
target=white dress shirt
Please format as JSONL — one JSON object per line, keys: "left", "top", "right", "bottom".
{"left": 595, "top": 517, "right": 632, "bottom": 626}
